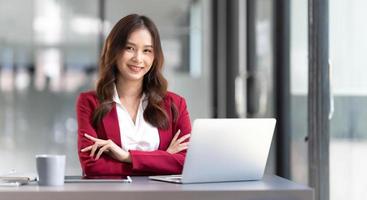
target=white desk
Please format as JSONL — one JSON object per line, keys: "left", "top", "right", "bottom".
{"left": 0, "top": 175, "right": 313, "bottom": 200}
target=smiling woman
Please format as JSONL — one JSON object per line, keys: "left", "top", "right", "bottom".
{"left": 76, "top": 14, "right": 192, "bottom": 178}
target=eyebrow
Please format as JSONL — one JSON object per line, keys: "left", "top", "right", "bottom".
{"left": 126, "top": 41, "right": 153, "bottom": 48}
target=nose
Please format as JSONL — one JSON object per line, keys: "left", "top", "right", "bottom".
{"left": 132, "top": 51, "right": 143, "bottom": 63}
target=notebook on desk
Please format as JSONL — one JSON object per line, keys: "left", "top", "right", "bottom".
{"left": 149, "top": 118, "right": 276, "bottom": 184}
{"left": 64, "top": 175, "right": 132, "bottom": 183}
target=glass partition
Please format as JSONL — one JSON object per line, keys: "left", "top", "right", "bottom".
{"left": 330, "top": 0, "right": 367, "bottom": 199}
{"left": 0, "top": 0, "right": 99, "bottom": 175}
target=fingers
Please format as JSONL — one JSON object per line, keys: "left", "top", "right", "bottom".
{"left": 95, "top": 144, "right": 110, "bottom": 160}
{"left": 176, "top": 134, "right": 191, "bottom": 144}
{"left": 81, "top": 145, "right": 93, "bottom": 152}
{"left": 90, "top": 143, "right": 100, "bottom": 157}
{"left": 83, "top": 133, "right": 106, "bottom": 157}
{"left": 179, "top": 142, "right": 189, "bottom": 148}
{"left": 178, "top": 142, "right": 189, "bottom": 151}
{"left": 170, "top": 130, "right": 181, "bottom": 144}
{"left": 178, "top": 145, "right": 188, "bottom": 152}
{"left": 166, "top": 132, "right": 191, "bottom": 154}
{"left": 82, "top": 141, "right": 109, "bottom": 159}
{"left": 171, "top": 134, "right": 191, "bottom": 147}
{"left": 81, "top": 137, "right": 116, "bottom": 160}
{"left": 167, "top": 142, "right": 189, "bottom": 154}
{"left": 84, "top": 133, "right": 99, "bottom": 142}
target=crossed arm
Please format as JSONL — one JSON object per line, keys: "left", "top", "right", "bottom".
{"left": 81, "top": 131, "right": 190, "bottom": 162}
{"left": 76, "top": 92, "right": 192, "bottom": 177}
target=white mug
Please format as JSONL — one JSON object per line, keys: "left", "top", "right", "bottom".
{"left": 36, "top": 154, "right": 66, "bottom": 186}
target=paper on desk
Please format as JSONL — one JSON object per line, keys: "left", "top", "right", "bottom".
{"left": 0, "top": 172, "right": 37, "bottom": 183}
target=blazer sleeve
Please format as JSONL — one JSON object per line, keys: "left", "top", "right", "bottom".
{"left": 129, "top": 96, "right": 192, "bottom": 175}
{"left": 76, "top": 93, "right": 132, "bottom": 178}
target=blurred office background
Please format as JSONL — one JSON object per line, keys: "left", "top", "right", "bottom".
{"left": 0, "top": 0, "right": 366, "bottom": 200}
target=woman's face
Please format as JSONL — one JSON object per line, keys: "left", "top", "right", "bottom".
{"left": 116, "top": 28, "right": 154, "bottom": 83}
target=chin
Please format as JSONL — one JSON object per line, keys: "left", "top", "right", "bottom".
{"left": 125, "top": 74, "right": 145, "bottom": 82}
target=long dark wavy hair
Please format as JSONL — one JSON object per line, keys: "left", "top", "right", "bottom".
{"left": 92, "top": 14, "right": 177, "bottom": 129}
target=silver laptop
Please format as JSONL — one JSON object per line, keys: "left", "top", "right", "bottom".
{"left": 149, "top": 118, "right": 276, "bottom": 184}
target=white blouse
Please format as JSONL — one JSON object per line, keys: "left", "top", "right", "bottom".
{"left": 112, "top": 86, "right": 160, "bottom": 151}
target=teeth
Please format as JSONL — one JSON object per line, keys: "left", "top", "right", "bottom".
{"left": 129, "top": 65, "right": 142, "bottom": 72}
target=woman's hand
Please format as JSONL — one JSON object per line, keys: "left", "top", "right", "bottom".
{"left": 81, "top": 133, "right": 131, "bottom": 163}
{"left": 166, "top": 130, "right": 190, "bottom": 154}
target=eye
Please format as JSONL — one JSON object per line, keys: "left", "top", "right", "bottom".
{"left": 125, "top": 46, "right": 134, "bottom": 51}
{"left": 144, "top": 49, "right": 153, "bottom": 53}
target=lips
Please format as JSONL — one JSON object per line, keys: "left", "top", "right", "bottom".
{"left": 128, "top": 65, "right": 143, "bottom": 73}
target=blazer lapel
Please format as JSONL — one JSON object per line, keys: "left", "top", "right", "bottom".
{"left": 102, "top": 103, "right": 122, "bottom": 147}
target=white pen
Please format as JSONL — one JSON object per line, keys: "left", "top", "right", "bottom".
{"left": 126, "top": 176, "right": 132, "bottom": 183}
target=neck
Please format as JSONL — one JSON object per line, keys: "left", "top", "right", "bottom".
{"left": 116, "top": 78, "right": 143, "bottom": 100}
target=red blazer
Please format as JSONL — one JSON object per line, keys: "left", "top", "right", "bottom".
{"left": 76, "top": 91, "right": 191, "bottom": 178}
